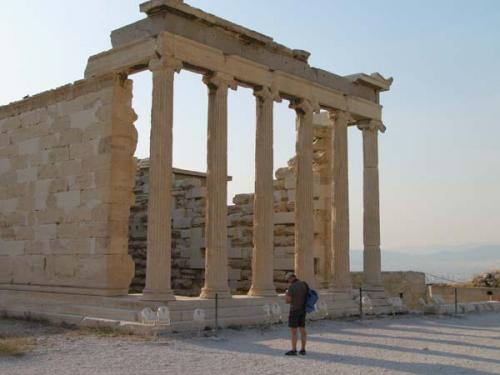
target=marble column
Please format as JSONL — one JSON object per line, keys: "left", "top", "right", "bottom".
{"left": 142, "top": 57, "right": 182, "bottom": 301}
{"left": 329, "top": 110, "right": 352, "bottom": 291}
{"left": 319, "top": 125, "right": 333, "bottom": 289}
{"left": 200, "top": 73, "right": 236, "bottom": 299}
{"left": 290, "top": 99, "right": 315, "bottom": 286}
{"left": 359, "top": 120, "right": 385, "bottom": 287}
{"left": 248, "top": 87, "right": 277, "bottom": 297}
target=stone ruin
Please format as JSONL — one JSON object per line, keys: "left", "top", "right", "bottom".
{"left": 0, "top": 0, "right": 396, "bottom": 331}
{"left": 128, "top": 118, "right": 334, "bottom": 296}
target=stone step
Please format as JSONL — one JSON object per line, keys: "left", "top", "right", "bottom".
{"left": 1, "top": 289, "right": 403, "bottom": 334}
{"left": 3, "top": 307, "right": 84, "bottom": 326}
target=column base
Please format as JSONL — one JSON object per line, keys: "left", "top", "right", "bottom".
{"left": 319, "top": 280, "right": 331, "bottom": 289}
{"left": 141, "top": 289, "right": 176, "bottom": 302}
{"left": 247, "top": 286, "right": 277, "bottom": 297}
{"left": 361, "top": 284, "right": 385, "bottom": 293}
{"left": 329, "top": 285, "right": 353, "bottom": 293}
{"left": 199, "top": 287, "right": 232, "bottom": 299}
{"left": 330, "top": 278, "right": 352, "bottom": 292}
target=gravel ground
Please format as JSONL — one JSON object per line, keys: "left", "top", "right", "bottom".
{"left": 0, "top": 313, "right": 499, "bottom": 375}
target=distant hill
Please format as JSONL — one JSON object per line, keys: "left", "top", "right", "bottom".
{"left": 350, "top": 245, "right": 500, "bottom": 282}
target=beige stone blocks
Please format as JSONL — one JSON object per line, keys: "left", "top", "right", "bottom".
{"left": 18, "top": 138, "right": 39, "bottom": 155}
{"left": 0, "top": 165, "right": 11, "bottom": 185}
{"left": 69, "top": 107, "right": 99, "bottom": 130}
{"left": 48, "top": 146, "right": 70, "bottom": 162}
{"left": 0, "top": 74, "right": 137, "bottom": 296}
{"left": 34, "top": 224, "right": 57, "bottom": 240}
{"left": 0, "top": 240, "right": 25, "bottom": 256}
{"left": 0, "top": 198, "right": 18, "bottom": 213}
{"left": 67, "top": 174, "right": 95, "bottom": 191}
{"left": 17, "top": 167, "right": 38, "bottom": 183}
{"left": 0, "top": 257, "right": 13, "bottom": 283}
{"left": 55, "top": 190, "right": 81, "bottom": 210}
{"left": 4, "top": 253, "right": 133, "bottom": 294}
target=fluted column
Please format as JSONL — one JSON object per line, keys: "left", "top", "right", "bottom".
{"left": 359, "top": 120, "right": 385, "bottom": 287}
{"left": 329, "top": 110, "right": 352, "bottom": 291}
{"left": 248, "top": 87, "right": 278, "bottom": 297}
{"left": 142, "top": 57, "right": 182, "bottom": 301}
{"left": 200, "top": 73, "right": 236, "bottom": 299}
{"left": 319, "top": 124, "right": 333, "bottom": 289}
{"left": 290, "top": 99, "right": 316, "bottom": 287}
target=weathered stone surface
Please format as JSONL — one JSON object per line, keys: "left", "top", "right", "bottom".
{"left": 128, "top": 162, "right": 208, "bottom": 296}
{"left": 352, "top": 271, "right": 426, "bottom": 310}
{"left": 0, "top": 74, "right": 137, "bottom": 296}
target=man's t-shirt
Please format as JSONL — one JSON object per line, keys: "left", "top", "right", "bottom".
{"left": 287, "top": 280, "right": 308, "bottom": 312}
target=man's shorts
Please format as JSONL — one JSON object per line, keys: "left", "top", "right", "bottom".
{"left": 288, "top": 310, "right": 306, "bottom": 328}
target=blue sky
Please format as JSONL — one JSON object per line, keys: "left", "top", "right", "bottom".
{"left": 1, "top": 0, "right": 499, "bottom": 252}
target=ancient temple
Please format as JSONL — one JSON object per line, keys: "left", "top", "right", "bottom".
{"left": 0, "top": 0, "right": 393, "bottom": 330}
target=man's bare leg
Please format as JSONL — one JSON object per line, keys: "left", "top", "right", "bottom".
{"left": 299, "top": 327, "right": 307, "bottom": 351}
{"left": 291, "top": 328, "right": 298, "bottom": 351}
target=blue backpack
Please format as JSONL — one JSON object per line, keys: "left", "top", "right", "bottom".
{"left": 304, "top": 284, "right": 319, "bottom": 313}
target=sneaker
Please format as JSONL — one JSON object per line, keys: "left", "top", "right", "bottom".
{"left": 299, "top": 350, "right": 306, "bottom": 355}
{"left": 285, "top": 350, "right": 297, "bottom": 356}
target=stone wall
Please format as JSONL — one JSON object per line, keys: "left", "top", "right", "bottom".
{"left": 352, "top": 271, "right": 426, "bottom": 310}
{"left": 226, "top": 163, "right": 323, "bottom": 293}
{"left": 128, "top": 160, "right": 207, "bottom": 295}
{"left": 428, "top": 285, "right": 500, "bottom": 304}
{"left": 0, "top": 74, "right": 137, "bottom": 296}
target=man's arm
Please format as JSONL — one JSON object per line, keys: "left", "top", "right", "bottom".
{"left": 285, "top": 285, "right": 294, "bottom": 304}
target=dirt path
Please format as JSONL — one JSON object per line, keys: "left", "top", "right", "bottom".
{"left": 1, "top": 313, "right": 499, "bottom": 375}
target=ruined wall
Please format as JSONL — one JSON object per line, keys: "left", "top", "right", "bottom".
{"left": 352, "top": 271, "right": 427, "bottom": 310}
{"left": 129, "top": 161, "right": 207, "bottom": 295}
{"left": 128, "top": 124, "right": 328, "bottom": 295}
{"left": 0, "top": 74, "right": 137, "bottom": 296}
{"left": 226, "top": 164, "right": 322, "bottom": 293}
{"left": 428, "top": 285, "right": 500, "bottom": 304}
{"left": 227, "top": 123, "right": 329, "bottom": 292}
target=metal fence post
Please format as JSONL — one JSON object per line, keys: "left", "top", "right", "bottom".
{"left": 359, "top": 287, "right": 363, "bottom": 320}
{"left": 215, "top": 293, "right": 219, "bottom": 336}
{"left": 454, "top": 288, "right": 458, "bottom": 315}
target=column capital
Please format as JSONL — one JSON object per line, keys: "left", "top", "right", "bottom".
{"left": 203, "top": 72, "right": 238, "bottom": 90}
{"left": 148, "top": 56, "right": 183, "bottom": 73}
{"left": 357, "top": 119, "right": 386, "bottom": 133}
{"left": 328, "top": 110, "right": 353, "bottom": 125}
{"left": 253, "top": 85, "right": 281, "bottom": 103}
{"left": 289, "top": 98, "right": 320, "bottom": 115}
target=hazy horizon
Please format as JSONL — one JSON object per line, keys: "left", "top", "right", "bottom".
{"left": 1, "top": 0, "right": 499, "bottom": 253}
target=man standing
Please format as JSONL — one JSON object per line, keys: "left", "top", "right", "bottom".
{"left": 284, "top": 273, "right": 308, "bottom": 356}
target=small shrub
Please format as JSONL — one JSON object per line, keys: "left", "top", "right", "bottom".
{"left": 470, "top": 270, "right": 500, "bottom": 288}
{"left": 83, "top": 326, "right": 130, "bottom": 337}
{"left": 0, "top": 337, "right": 35, "bottom": 357}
